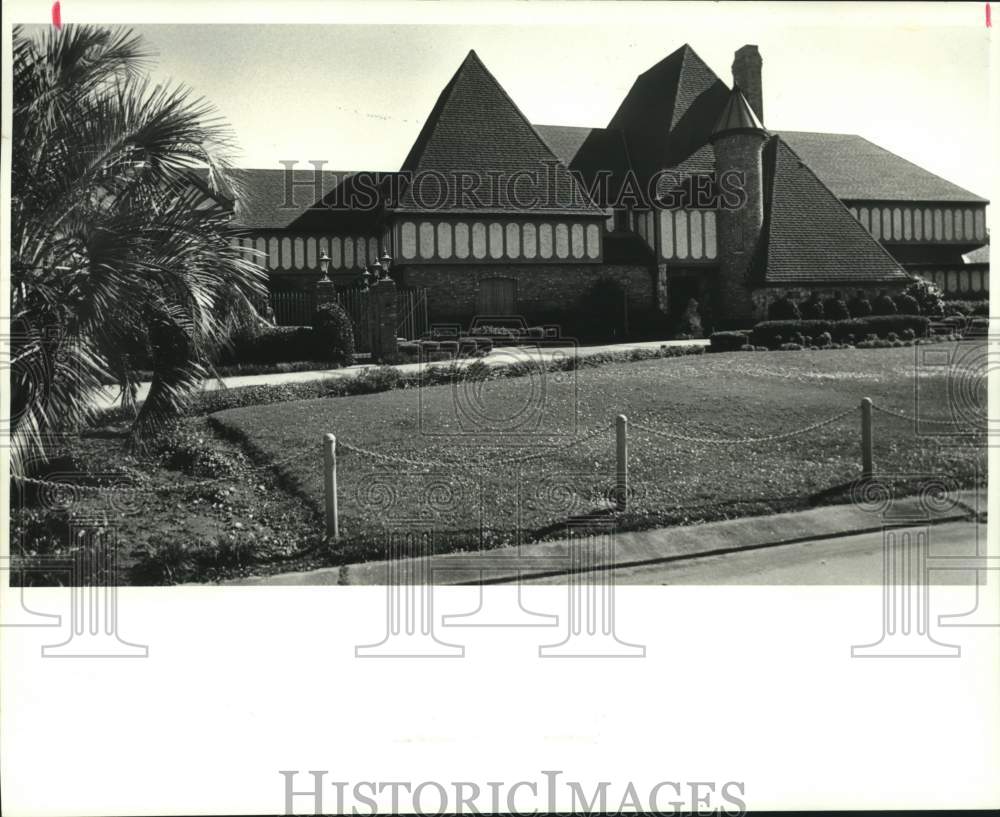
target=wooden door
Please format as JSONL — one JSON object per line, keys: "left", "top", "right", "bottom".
{"left": 477, "top": 277, "right": 517, "bottom": 315}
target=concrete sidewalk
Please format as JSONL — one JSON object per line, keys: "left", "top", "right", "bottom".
{"left": 227, "top": 489, "right": 985, "bottom": 586}
{"left": 93, "top": 337, "right": 706, "bottom": 411}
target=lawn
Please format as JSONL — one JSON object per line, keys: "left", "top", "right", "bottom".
{"left": 213, "top": 341, "right": 986, "bottom": 562}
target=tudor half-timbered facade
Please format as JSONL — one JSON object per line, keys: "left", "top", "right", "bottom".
{"left": 217, "top": 42, "right": 988, "bottom": 334}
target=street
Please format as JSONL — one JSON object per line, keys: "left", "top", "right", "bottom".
{"left": 522, "top": 521, "right": 989, "bottom": 585}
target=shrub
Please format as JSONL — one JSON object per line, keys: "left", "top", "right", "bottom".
{"left": 311, "top": 302, "right": 355, "bottom": 366}
{"left": 847, "top": 294, "right": 873, "bottom": 318}
{"left": 943, "top": 299, "right": 989, "bottom": 317}
{"left": 739, "top": 344, "right": 755, "bottom": 352}
{"left": 901, "top": 328, "right": 916, "bottom": 341}
{"left": 905, "top": 279, "right": 945, "bottom": 317}
{"left": 814, "top": 331, "right": 832, "bottom": 348}
{"left": 779, "top": 343, "right": 803, "bottom": 351}
{"left": 462, "top": 360, "right": 492, "bottom": 381}
{"left": 709, "top": 330, "right": 749, "bottom": 353}
{"left": 887, "top": 331, "right": 898, "bottom": 342}
{"left": 872, "top": 292, "right": 898, "bottom": 316}
{"left": 767, "top": 296, "right": 800, "bottom": 321}
{"left": 346, "top": 366, "right": 403, "bottom": 395}
{"left": 893, "top": 293, "right": 921, "bottom": 316}
{"left": 823, "top": 297, "right": 850, "bottom": 320}
{"left": 799, "top": 294, "right": 824, "bottom": 319}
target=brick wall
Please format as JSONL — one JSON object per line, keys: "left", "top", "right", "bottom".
{"left": 397, "top": 263, "right": 655, "bottom": 324}
{"left": 713, "top": 131, "right": 767, "bottom": 322}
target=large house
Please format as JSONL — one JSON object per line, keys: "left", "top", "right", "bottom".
{"left": 221, "top": 44, "right": 989, "bottom": 334}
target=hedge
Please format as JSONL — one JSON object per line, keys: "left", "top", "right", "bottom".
{"left": 943, "top": 299, "right": 989, "bottom": 317}
{"left": 750, "top": 316, "right": 930, "bottom": 347}
{"left": 216, "top": 326, "right": 319, "bottom": 365}
{"left": 709, "top": 330, "right": 750, "bottom": 353}
{"left": 312, "top": 302, "right": 355, "bottom": 366}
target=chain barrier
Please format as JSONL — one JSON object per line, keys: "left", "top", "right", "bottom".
{"left": 13, "top": 440, "right": 310, "bottom": 496}
{"left": 13, "top": 398, "right": 981, "bottom": 496}
{"left": 631, "top": 406, "right": 856, "bottom": 445}
{"left": 870, "top": 404, "right": 973, "bottom": 426}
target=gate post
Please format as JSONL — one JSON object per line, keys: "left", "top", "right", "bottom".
{"left": 369, "top": 277, "right": 399, "bottom": 362}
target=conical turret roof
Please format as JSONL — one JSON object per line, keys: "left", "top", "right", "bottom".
{"left": 711, "top": 87, "right": 766, "bottom": 139}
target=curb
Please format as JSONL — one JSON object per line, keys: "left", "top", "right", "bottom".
{"left": 228, "top": 495, "right": 980, "bottom": 586}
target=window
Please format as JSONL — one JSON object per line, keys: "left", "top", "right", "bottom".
{"left": 555, "top": 224, "right": 569, "bottom": 259}
{"left": 506, "top": 223, "right": 521, "bottom": 259}
{"left": 401, "top": 222, "right": 417, "bottom": 259}
{"left": 455, "top": 223, "right": 470, "bottom": 259}
{"left": 523, "top": 223, "right": 537, "bottom": 259}
{"left": 419, "top": 222, "right": 435, "bottom": 259}
{"left": 437, "top": 223, "right": 452, "bottom": 259}
{"left": 571, "top": 224, "right": 585, "bottom": 258}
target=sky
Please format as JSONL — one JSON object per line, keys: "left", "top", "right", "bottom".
{"left": 19, "top": 6, "right": 994, "bottom": 199}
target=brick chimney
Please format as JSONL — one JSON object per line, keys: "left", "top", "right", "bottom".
{"left": 732, "top": 45, "right": 763, "bottom": 124}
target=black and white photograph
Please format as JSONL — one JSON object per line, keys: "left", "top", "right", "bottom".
{"left": 2, "top": 1, "right": 997, "bottom": 814}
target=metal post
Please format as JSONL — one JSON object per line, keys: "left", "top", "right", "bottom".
{"left": 324, "top": 433, "right": 339, "bottom": 540}
{"left": 616, "top": 414, "right": 628, "bottom": 511}
{"left": 861, "top": 398, "right": 874, "bottom": 479}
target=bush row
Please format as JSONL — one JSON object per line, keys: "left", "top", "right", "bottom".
{"left": 96, "top": 344, "right": 707, "bottom": 425}
{"left": 729, "top": 333, "right": 959, "bottom": 353}
{"left": 943, "top": 299, "right": 989, "bottom": 317}
{"left": 749, "top": 316, "right": 930, "bottom": 348}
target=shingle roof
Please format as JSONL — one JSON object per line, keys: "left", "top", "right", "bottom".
{"left": 778, "top": 132, "right": 987, "bottom": 203}
{"left": 753, "top": 136, "right": 909, "bottom": 285}
{"left": 533, "top": 124, "right": 632, "bottom": 208}
{"left": 206, "top": 168, "right": 346, "bottom": 229}
{"left": 286, "top": 171, "right": 402, "bottom": 233}
{"left": 396, "top": 50, "right": 601, "bottom": 214}
{"left": 608, "top": 44, "right": 729, "bottom": 183}
{"left": 711, "top": 88, "right": 765, "bottom": 138}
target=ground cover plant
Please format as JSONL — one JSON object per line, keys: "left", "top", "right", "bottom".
{"left": 213, "top": 342, "right": 986, "bottom": 566}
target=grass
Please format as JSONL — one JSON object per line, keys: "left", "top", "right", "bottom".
{"left": 212, "top": 341, "right": 986, "bottom": 564}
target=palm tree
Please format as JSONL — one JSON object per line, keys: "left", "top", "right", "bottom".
{"left": 11, "top": 24, "right": 267, "bottom": 476}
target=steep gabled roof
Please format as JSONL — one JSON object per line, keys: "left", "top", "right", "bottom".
{"left": 753, "top": 136, "right": 909, "bottom": 285}
{"left": 533, "top": 124, "right": 632, "bottom": 208}
{"left": 396, "top": 50, "right": 601, "bottom": 214}
{"left": 779, "top": 132, "right": 987, "bottom": 203}
{"left": 608, "top": 44, "right": 729, "bottom": 183}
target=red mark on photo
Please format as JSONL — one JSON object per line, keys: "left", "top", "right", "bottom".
{"left": 987, "top": 3, "right": 993, "bottom": 28}
{"left": 52, "top": 1, "right": 61, "bottom": 29}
